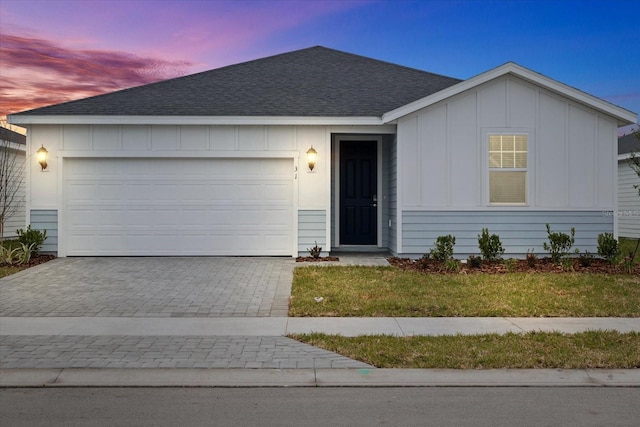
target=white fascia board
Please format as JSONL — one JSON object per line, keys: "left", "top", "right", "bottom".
{"left": 383, "top": 62, "right": 638, "bottom": 126}
{"left": 7, "top": 115, "right": 384, "bottom": 126}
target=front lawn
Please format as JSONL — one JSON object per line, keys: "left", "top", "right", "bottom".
{"left": 289, "top": 266, "right": 640, "bottom": 317}
{"left": 291, "top": 331, "right": 640, "bottom": 369}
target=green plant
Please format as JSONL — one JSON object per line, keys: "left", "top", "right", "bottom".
{"left": 504, "top": 258, "right": 517, "bottom": 272}
{"left": 597, "top": 233, "right": 619, "bottom": 263}
{"left": 526, "top": 249, "right": 537, "bottom": 268}
{"left": 467, "top": 255, "right": 482, "bottom": 268}
{"left": 430, "top": 235, "right": 456, "bottom": 261}
{"left": 444, "top": 258, "right": 460, "bottom": 272}
{"left": 0, "top": 243, "right": 34, "bottom": 266}
{"left": 16, "top": 225, "right": 47, "bottom": 256}
{"left": 543, "top": 224, "right": 575, "bottom": 263}
{"left": 620, "top": 256, "right": 634, "bottom": 274}
{"left": 578, "top": 251, "right": 594, "bottom": 267}
{"left": 307, "top": 241, "right": 322, "bottom": 259}
{"left": 477, "top": 228, "right": 505, "bottom": 261}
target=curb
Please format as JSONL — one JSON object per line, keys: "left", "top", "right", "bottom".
{"left": 2, "top": 368, "right": 639, "bottom": 388}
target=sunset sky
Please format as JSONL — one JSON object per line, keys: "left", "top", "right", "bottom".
{"left": 1, "top": 0, "right": 638, "bottom": 131}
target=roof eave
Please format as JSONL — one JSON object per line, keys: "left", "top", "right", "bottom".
{"left": 7, "top": 115, "right": 387, "bottom": 127}
{"left": 382, "top": 62, "right": 638, "bottom": 126}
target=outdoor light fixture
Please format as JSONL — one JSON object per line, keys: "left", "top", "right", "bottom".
{"left": 37, "top": 145, "right": 48, "bottom": 171}
{"left": 306, "top": 146, "right": 317, "bottom": 171}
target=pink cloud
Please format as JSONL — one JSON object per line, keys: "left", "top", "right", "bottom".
{"left": 0, "top": 33, "right": 194, "bottom": 117}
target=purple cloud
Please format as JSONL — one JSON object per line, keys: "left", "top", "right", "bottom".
{"left": 0, "top": 33, "right": 194, "bottom": 117}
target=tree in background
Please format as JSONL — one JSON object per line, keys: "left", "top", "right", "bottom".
{"left": 629, "top": 126, "right": 640, "bottom": 195}
{"left": 0, "top": 122, "right": 26, "bottom": 243}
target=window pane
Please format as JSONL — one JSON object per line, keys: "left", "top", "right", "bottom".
{"left": 503, "top": 152, "right": 515, "bottom": 168}
{"left": 490, "top": 171, "right": 526, "bottom": 203}
{"left": 514, "top": 135, "right": 527, "bottom": 151}
{"left": 502, "top": 136, "right": 514, "bottom": 151}
{"left": 489, "top": 136, "right": 502, "bottom": 151}
{"left": 515, "top": 152, "right": 527, "bottom": 168}
{"left": 489, "top": 153, "right": 501, "bottom": 168}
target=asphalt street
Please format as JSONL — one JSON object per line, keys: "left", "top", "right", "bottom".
{"left": 1, "top": 387, "right": 639, "bottom": 427}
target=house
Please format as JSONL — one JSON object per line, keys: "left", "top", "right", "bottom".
{"left": 8, "top": 46, "right": 637, "bottom": 257}
{"left": 618, "top": 132, "right": 640, "bottom": 238}
{"left": 0, "top": 126, "right": 27, "bottom": 239}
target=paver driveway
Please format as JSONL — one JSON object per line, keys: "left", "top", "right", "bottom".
{"left": 0, "top": 257, "right": 294, "bottom": 318}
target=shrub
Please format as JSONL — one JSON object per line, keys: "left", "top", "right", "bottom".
{"left": 597, "top": 233, "right": 619, "bottom": 263}
{"left": 467, "top": 255, "right": 482, "bottom": 268}
{"left": 477, "top": 228, "right": 505, "bottom": 261}
{"left": 307, "top": 241, "right": 322, "bottom": 258}
{"left": 16, "top": 226, "right": 47, "bottom": 256}
{"left": 430, "top": 235, "right": 456, "bottom": 261}
{"left": 504, "top": 258, "right": 517, "bottom": 272}
{"left": 526, "top": 249, "right": 537, "bottom": 267}
{"left": 542, "top": 224, "right": 575, "bottom": 263}
{"left": 444, "top": 258, "right": 460, "bottom": 272}
{"left": 0, "top": 243, "right": 34, "bottom": 266}
{"left": 578, "top": 251, "right": 594, "bottom": 267}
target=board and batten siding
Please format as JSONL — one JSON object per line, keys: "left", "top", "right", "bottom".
{"left": 402, "top": 210, "right": 613, "bottom": 258}
{"left": 618, "top": 160, "right": 640, "bottom": 238}
{"left": 30, "top": 209, "right": 57, "bottom": 253}
{"left": 298, "top": 210, "right": 327, "bottom": 256}
{"left": 397, "top": 75, "right": 617, "bottom": 211}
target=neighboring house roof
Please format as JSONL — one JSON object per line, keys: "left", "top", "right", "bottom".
{"left": 619, "top": 132, "right": 639, "bottom": 156}
{"left": 10, "top": 46, "right": 461, "bottom": 118}
{"left": 0, "top": 126, "right": 26, "bottom": 145}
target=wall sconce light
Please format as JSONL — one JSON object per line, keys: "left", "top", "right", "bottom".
{"left": 37, "top": 145, "right": 48, "bottom": 171}
{"left": 306, "top": 146, "right": 317, "bottom": 171}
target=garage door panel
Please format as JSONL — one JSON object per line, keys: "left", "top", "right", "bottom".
{"left": 64, "top": 158, "right": 293, "bottom": 256}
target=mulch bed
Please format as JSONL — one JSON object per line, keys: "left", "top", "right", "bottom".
{"left": 387, "top": 256, "right": 640, "bottom": 275}
{"left": 296, "top": 256, "right": 340, "bottom": 262}
{"left": 0, "top": 254, "right": 56, "bottom": 270}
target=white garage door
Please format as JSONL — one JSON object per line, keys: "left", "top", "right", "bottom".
{"left": 64, "top": 158, "right": 294, "bottom": 256}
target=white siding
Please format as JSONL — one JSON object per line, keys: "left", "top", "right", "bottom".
{"left": 2, "top": 146, "right": 26, "bottom": 238}
{"left": 618, "top": 159, "right": 640, "bottom": 238}
{"left": 396, "top": 76, "right": 618, "bottom": 211}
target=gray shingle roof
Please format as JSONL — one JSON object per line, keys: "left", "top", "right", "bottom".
{"left": 14, "top": 46, "right": 461, "bottom": 117}
{"left": 619, "top": 132, "right": 639, "bottom": 155}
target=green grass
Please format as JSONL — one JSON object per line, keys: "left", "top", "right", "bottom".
{"left": 291, "top": 331, "right": 640, "bottom": 369}
{"left": 290, "top": 266, "right": 640, "bottom": 317}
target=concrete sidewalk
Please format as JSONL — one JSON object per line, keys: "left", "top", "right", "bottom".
{"left": 2, "top": 316, "right": 640, "bottom": 336}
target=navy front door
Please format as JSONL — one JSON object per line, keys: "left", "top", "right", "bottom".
{"left": 340, "top": 141, "right": 377, "bottom": 245}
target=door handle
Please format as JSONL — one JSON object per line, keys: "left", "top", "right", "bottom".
{"left": 372, "top": 203, "right": 377, "bottom": 207}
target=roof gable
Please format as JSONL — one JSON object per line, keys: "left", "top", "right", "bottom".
{"left": 12, "top": 46, "right": 461, "bottom": 118}
{"left": 383, "top": 62, "right": 637, "bottom": 126}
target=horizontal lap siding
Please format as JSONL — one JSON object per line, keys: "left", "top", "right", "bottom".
{"left": 618, "top": 162, "right": 640, "bottom": 238}
{"left": 401, "top": 211, "right": 613, "bottom": 258}
{"left": 30, "top": 210, "right": 58, "bottom": 254}
{"left": 298, "top": 210, "right": 327, "bottom": 256}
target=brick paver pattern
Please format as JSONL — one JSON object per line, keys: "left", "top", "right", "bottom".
{"left": 0, "top": 335, "right": 371, "bottom": 369}
{"left": 0, "top": 257, "right": 293, "bottom": 317}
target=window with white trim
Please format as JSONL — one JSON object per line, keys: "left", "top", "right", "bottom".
{"left": 489, "top": 134, "right": 527, "bottom": 204}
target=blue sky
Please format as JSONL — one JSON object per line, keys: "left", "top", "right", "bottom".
{"left": 1, "top": 0, "right": 638, "bottom": 131}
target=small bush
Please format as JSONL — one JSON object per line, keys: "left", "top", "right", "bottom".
{"left": 504, "top": 258, "right": 517, "bottom": 272}
{"left": 578, "top": 251, "right": 594, "bottom": 267}
{"left": 444, "top": 258, "right": 460, "bottom": 272}
{"left": 16, "top": 225, "right": 47, "bottom": 256}
{"left": 0, "top": 243, "right": 34, "bottom": 266}
{"left": 597, "top": 233, "right": 619, "bottom": 263}
{"left": 307, "top": 241, "right": 322, "bottom": 258}
{"left": 430, "top": 235, "right": 456, "bottom": 261}
{"left": 526, "top": 249, "right": 537, "bottom": 267}
{"left": 477, "top": 228, "right": 505, "bottom": 261}
{"left": 543, "top": 224, "right": 575, "bottom": 263}
{"left": 467, "top": 255, "right": 482, "bottom": 268}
